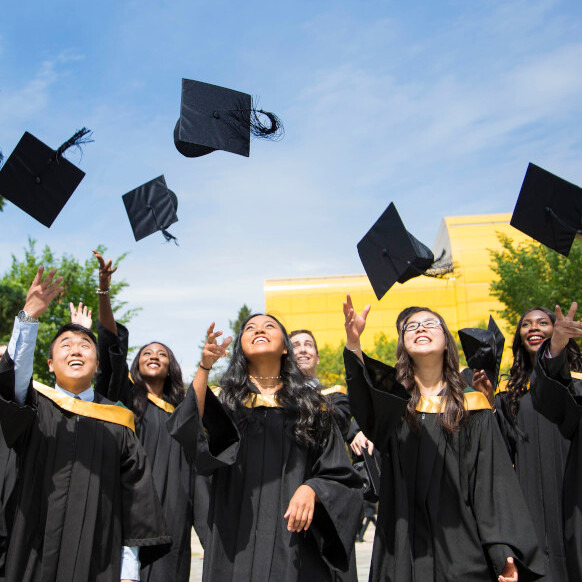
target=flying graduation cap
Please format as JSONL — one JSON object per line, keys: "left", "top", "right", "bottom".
{"left": 0, "top": 129, "right": 92, "bottom": 227}
{"left": 174, "top": 78, "right": 284, "bottom": 158}
{"left": 122, "top": 175, "right": 179, "bottom": 244}
{"left": 458, "top": 316, "right": 505, "bottom": 390}
{"left": 510, "top": 163, "right": 582, "bottom": 257}
{"left": 357, "top": 202, "right": 454, "bottom": 300}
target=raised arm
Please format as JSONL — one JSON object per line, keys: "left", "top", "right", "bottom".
{"left": 342, "top": 293, "right": 371, "bottom": 364}
{"left": 7, "top": 267, "right": 62, "bottom": 404}
{"left": 92, "top": 250, "right": 117, "bottom": 335}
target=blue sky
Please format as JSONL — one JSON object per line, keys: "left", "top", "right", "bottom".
{"left": 1, "top": 0, "right": 581, "bottom": 378}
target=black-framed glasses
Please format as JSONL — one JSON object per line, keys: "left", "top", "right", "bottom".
{"left": 402, "top": 319, "right": 442, "bottom": 333}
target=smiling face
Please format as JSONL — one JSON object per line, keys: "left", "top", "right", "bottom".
{"left": 47, "top": 331, "right": 98, "bottom": 393}
{"left": 138, "top": 343, "right": 170, "bottom": 381}
{"left": 291, "top": 332, "right": 319, "bottom": 377}
{"left": 402, "top": 310, "right": 447, "bottom": 359}
{"left": 519, "top": 309, "right": 554, "bottom": 357}
{"left": 240, "top": 315, "right": 287, "bottom": 361}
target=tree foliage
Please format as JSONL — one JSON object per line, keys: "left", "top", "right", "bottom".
{"left": 490, "top": 234, "right": 582, "bottom": 325}
{"left": 0, "top": 239, "right": 137, "bottom": 385}
{"left": 229, "top": 304, "right": 252, "bottom": 337}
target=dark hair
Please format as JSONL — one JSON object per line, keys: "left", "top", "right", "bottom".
{"left": 220, "top": 314, "right": 333, "bottom": 448}
{"left": 396, "top": 307, "right": 468, "bottom": 434}
{"left": 506, "top": 306, "right": 582, "bottom": 418}
{"left": 396, "top": 306, "right": 420, "bottom": 333}
{"left": 129, "top": 341, "right": 185, "bottom": 418}
{"left": 289, "top": 329, "right": 318, "bottom": 354}
{"left": 48, "top": 324, "right": 97, "bottom": 359}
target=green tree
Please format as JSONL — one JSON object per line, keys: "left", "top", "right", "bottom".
{"left": 229, "top": 304, "right": 252, "bottom": 337}
{"left": 490, "top": 234, "right": 582, "bottom": 325}
{"left": 0, "top": 239, "right": 137, "bottom": 385}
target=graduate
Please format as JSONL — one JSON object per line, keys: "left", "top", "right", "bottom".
{"left": 167, "top": 313, "right": 363, "bottom": 582}
{"left": 0, "top": 267, "right": 170, "bottom": 582}
{"left": 475, "top": 307, "right": 582, "bottom": 581}
{"left": 343, "top": 295, "right": 544, "bottom": 582}
{"left": 91, "top": 251, "right": 197, "bottom": 582}
{"left": 518, "top": 303, "right": 582, "bottom": 582}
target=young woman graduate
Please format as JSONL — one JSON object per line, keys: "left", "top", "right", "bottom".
{"left": 475, "top": 307, "right": 582, "bottom": 582}
{"left": 167, "top": 313, "right": 363, "bottom": 582}
{"left": 508, "top": 303, "right": 582, "bottom": 582}
{"left": 91, "top": 252, "right": 196, "bottom": 582}
{"left": 343, "top": 295, "right": 544, "bottom": 582}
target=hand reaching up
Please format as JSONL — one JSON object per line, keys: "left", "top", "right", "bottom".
{"left": 549, "top": 302, "right": 582, "bottom": 357}
{"left": 343, "top": 293, "right": 371, "bottom": 350}
{"left": 92, "top": 250, "right": 117, "bottom": 291}
{"left": 200, "top": 323, "right": 233, "bottom": 371}
{"left": 23, "top": 267, "right": 63, "bottom": 319}
{"left": 70, "top": 302, "right": 93, "bottom": 329}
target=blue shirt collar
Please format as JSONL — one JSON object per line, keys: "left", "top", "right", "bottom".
{"left": 54, "top": 384, "right": 94, "bottom": 402}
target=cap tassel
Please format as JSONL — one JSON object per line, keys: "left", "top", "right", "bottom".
{"left": 545, "top": 206, "right": 582, "bottom": 235}
{"left": 226, "top": 97, "right": 285, "bottom": 141}
{"left": 147, "top": 205, "right": 178, "bottom": 245}
{"left": 424, "top": 249, "right": 455, "bottom": 278}
{"left": 55, "top": 127, "right": 94, "bottom": 160}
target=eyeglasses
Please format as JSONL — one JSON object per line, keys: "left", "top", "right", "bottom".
{"left": 402, "top": 319, "right": 442, "bottom": 333}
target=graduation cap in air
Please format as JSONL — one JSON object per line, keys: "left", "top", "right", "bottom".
{"left": 0, "top": 129, "right": 92, "bottom": 227}
{"left": 357, "top": 202, "right": 453, "bottom": 300}
{"left": 458, "top": 316, "right": 505, "bottom": 390}
{"left": 174, "top": 78, "right": 284, "bottom": 158}
{"left": 122, "top": 175, "right": 179, "bottom": 244}
{"left": 510, "top": 163, "right": 582, "bottom": 257}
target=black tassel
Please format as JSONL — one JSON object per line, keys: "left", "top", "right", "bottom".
{"left": 55, "top": 127, "right": 94, "bottom": 159}
{"left": 161, "top": 228, "right": 179, "bottom": 245}
{"left": 226, "top": 97, "right": 285, "bottom": 142}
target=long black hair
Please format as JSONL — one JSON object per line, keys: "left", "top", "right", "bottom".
{"left": 506, "top": 306, "right": 582, "bottom": 418}
{"left": 129, "top": 341, "right": 185, "bottom": 418}
{"left": 220, "top": 313, "right": 334, "bottom": 449}
{"left": 396, "top": 307, "right": 468, "bottom": 434}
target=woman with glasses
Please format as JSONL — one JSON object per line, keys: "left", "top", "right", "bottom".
{"left": 343, "top": 295, "right": 544, "bottom": 582}
{"left": 474, "top": 306, "right": 582, "bottom": 582}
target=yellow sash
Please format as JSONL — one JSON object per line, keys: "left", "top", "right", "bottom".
{"left": 147, "top": 392, "right": 175, "bottom": 413}
{"left": 320, "top": 385, "right": 348, "bottom": 396}
{"left": 32, "top": 382, "right": 135, "bottom": 432}
{"left": 415, "top": 391, "right": 492, "bottom": 413}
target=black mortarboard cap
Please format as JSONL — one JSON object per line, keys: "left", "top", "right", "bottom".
{"left": 122, "top": 175, "right": 179, "bottom": 243}
{"left": 510, "top": 163, "right": 582, "bottom": 257}
{"left": 174, "top": 78, "right": 283, "bottom": 158}
{"left": 458, "top": 316, "right": 505, "bottom": 389}
{"left": 357, "top": 203, "right": 435, "bottom": 300}
{"left": 0, "top": 129, "right": 91, "bottom": 227}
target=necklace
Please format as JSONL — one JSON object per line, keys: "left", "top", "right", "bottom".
{"left": 249, "top": 375, "right": 281, "bottom": 380}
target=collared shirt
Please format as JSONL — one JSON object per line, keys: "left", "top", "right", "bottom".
{"left": 7, "top": 316, "right": 141, "bottom": 580}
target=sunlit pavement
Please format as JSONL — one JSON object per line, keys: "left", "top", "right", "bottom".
{"left": 189, "top": 524, "right": 375, "bottom": 581}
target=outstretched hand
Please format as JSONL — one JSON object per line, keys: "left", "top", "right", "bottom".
{"left": 23, "top": 267, "right": 63, "bottom": 319}
{"left": 200, "top": 323, "right": 232, "bottom": 370}
{"left": 70, "top": 302, "right": 93, "bottom": 329}
{"left": 549, "top": 302, "right": 582, "bottom": 357}
{"left": 343, "top": 293, "right": 371, "bottom": 350}
{"left": 283, "top": 484, "right": 319, "bottom": 532}
{"left": 92, "top": 249, "right": 117, "bottom": 290}
{"left": 472, "top": 369, "right": 495, "bottom": 406}
{"left": 498, "top": 556, "right": 518, "bottom": 582}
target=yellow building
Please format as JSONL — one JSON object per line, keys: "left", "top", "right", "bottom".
{"left": 264, "top": 213, "right": 532, "bottom": 359}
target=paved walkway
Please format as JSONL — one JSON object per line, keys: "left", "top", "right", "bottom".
{"left": 189, "top": 524, "right": 375, "bottom": 581}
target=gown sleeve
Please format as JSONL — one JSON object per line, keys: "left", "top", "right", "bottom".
{"left": 0, "top": 352, "right": 36, "bottom": 449}
{"left": 325, "top": 390, "right": 352, "bottom": 441}
{"left": 468, "top": 410, "right": 545, "bottom": 581}
{"left": 493, "top": 392, "right": 517, "bottom": 464}
{"left": 166, "top": 384, "right": 240, "bottom": 475}
{"left": 344, "top": 348, "right": 409, "bottom": 451}
{"left": 303, "top": 423, "right": 363, "bottom": 573}
{"left": 94, "top": 321, "right": 134, "bottom": 406}
{"left": 119, "top": 425, "right": 172, "bottom": 565}
{"left": 529, "top": 340, "right": 581, "bottom": 440}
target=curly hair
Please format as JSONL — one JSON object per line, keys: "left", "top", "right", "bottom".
{"left": 129, "top": 341, "right": 185, "bottom": 418}
{"left": 505, "top": 306, "right": 582, "bottom": 419}
{"left": 395, "top": 307, "right": 468, "bottom": 434}
{"left": 219, "top": 314, "right": 334, "bottom": 449}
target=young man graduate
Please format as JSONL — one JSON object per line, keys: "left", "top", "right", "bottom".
{"left": 0, "top": 267, "right": 171, "bottom": 582}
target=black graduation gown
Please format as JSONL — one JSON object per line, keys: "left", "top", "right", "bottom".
{"left": 0, "top": 429, "right": 16, "bottom": 581}
{"left": 494, "top": 362, "right": 582, "bottom": 582}
{"left": 529, "top": 343, "right": 582, "bottom": 581}
{"left": 94, "top": 322, "right": 196, "bottom": 582}
{"left": 0, "top": 352, "right": 171, "bottom": 582}
{"left": 344, "top": 349, "right": 545, "bottom": 582}
{"left": 167, "top": 383, "right": 364, "bottom": 582}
